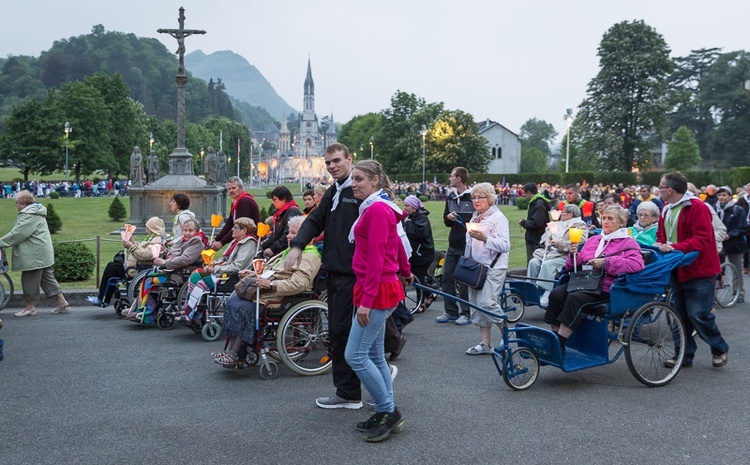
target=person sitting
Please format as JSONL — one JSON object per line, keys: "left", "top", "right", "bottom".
{"left": 544, "top": 205, "right": 645, "bottom": 349}
{"left": 179, "top": 217, "right": 258, "bottom": 325}
{"left": 402, "top": 195, "right": 436, "bottom": 314}
{"left": 126, "top": 219, "right": 205, "bottom": 324}
{"left": 628, "top": 201, "right": 660, "bottom": 246}
{"left": 87, "top": 217, "right": 166, "bottom": 307}
{"left": 260, "top": 186, "right": 302, "bottom": 258}
{"left": 629, "top": 185, "right": 664, "bottom": 223}
{"left": 527, "top": 204, "right": 589, "bottom": 306}
{"left": 213, "top": 215, "right": 321, "bottom": 367}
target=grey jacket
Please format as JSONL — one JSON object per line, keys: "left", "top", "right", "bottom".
{"left": 0, "top": 203, "right": 54, "bottom": 271}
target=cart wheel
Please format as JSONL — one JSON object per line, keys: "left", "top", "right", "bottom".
{"left": 260, "top": 361, "right": 279, "bottom": 380}
{"left": 156, "top": 313, "right": 174, "bottom": 330}
{"left": 0, "top": 272, "right": 14, "bottom": 310}
{"left": 715, "top": 262, "right": 740, "bottom": 308}
{"left": 201, "top": 321, "right": 222, "bottom": 342}
{"left": 503, "top": 293, "right": 525, "bottom": 323}
{"left": 625, "top": 302, "right": 685, "bottom": 387}
{"left": 114, "top": 300, "right": 128, "bottom": 318}
{"left": 502, "top": 347, "right": 539, "bottom": 390}
{"left": 245, "top": 351, "right": 259, "bottom": 367}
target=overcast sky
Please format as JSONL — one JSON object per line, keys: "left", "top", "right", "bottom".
{"left": 2, "top": 1, "right": 747, "bottom": 144}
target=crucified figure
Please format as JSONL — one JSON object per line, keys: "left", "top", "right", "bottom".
{"left": 157, "top": 7, "right": 206, "bottom": 73}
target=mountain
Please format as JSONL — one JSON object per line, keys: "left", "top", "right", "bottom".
{"left": 186, "top": 50, "right": 296, "bottom": 124}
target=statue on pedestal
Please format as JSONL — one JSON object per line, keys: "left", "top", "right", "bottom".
{"left": 130, "top": 146, "right": 145, "bottom": 186}
{"left": 204, "top": 146, "right": 218, "bottom": 186}
{"left": 147, "top": 151, "right": 160, "bottom": 184}
{"left": 216, "top": 149, "right": 228, "bottom": 184}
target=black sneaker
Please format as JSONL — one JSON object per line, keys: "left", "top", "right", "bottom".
{"left": 355, "top": 412, "right": 380, "bottom": 433}
{"left": 362, "top": 408, "right": 404, "bottom": 442}
{"left": 663, "top": 357, "right": 692, "bottom": 368}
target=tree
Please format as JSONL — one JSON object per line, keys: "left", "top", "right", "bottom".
{"left": 338, "top": 112, "right": 385, "bottom": 160}
{"left": 520, "top": 147, "right": 548, "bottom": 173}
{"left": 108, "top": 196, "right": 127, "bottom": 221}
{"left": 45, "top": 203, "right": 63, "bottom": 234}
{"left": 519, "top": 118, "right": 557, "bottom": 156}
{"left": 665, "top": 126, "right": 701, "bottom": 171}
{"left": 427, "top": 110, "right": 490, "bottom": 174}
{"left": 577, "top": 20, "right": 673, "bottom": 171}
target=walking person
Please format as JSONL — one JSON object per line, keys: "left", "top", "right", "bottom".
{"left": 0, "top": 191, "right": 70, "bottom": 317}
{"left": 518, "top": 183, "right": 550, "bottom": 263}
{"left": 715, "top": 185, "right": 747, "bottom": 303}
{"left": 345, "top": 160, "right": 411, "bottom": 442}
{"left": 435, "top": 167, "right": 474, "bottom": 325}
{"left": 656, "top": 172, "right": 729, "bottom": 368}
{"left": 283, "top": 143, "right": 366, "bottom": 409}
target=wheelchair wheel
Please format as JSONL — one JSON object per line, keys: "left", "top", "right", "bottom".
{"left": 625, "top": 302, "right": 686, "bottom": 387}
{"left": 114, "top": 299, "right": 129, "bottom": 318}
{"left": 276, "top": 300, "right": 332, "bottom": 376}
{"left": 127, "top": 269, "right": 151, "bottom": 305}
{"left": 715, "top": 262, "right": 740, "bottom": 308}
{"left": 404, "top": 276, "right": 424, "bottom": 315}
{"left": 176, "top": 281, "right": 190, "bottom": 312}
{"left": 259, "top": 361, "right": 279, "bottom": 380}
{"left": 503, "top": 292, "right": 525, "bottom": 323}
{"left": 0, "top": 273, "right": 14, "bottom": 310}
{"left": 156, "top": 312, "right": 175, "bottom": 330}
{"left": 201, "top": 321, "right": 222, "bottom": 342}
{"left": 502, "top": 347, "right": 539, "bottom": 390}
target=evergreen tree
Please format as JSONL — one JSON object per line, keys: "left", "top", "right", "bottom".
{"left": 666, "top": 126, "right": 701, "bottom": 171}
{"left": 45, "top": 203, "right": 63, "bottom": 234}
{"left": 108, "top": 196, "right": 127, "bottom": 221}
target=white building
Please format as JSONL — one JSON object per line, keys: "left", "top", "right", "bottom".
{"left": 477, "top": 119, "right": 521, "bottom": 174}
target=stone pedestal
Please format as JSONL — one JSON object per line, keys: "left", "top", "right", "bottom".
{"left": 128, "top": 174, "right": 226, "bottom": 232}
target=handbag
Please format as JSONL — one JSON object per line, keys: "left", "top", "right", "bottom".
{"left": 566, "top": 266, "right": 604, "bottom": 294}
{"left": 454, "top": 252, "right": 501, "bottom": 291}
{"left": 234, "top": 277, "right": 258, "bottom": 300}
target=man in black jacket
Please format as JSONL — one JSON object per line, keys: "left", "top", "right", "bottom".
{"left": 435, "top": 167, "right": 475, "bottom": 325}
{"left": 519, "top": 183, "right": 550, "bottom": 263}
{"left": 284, "top": 143, "right": 364, "bottom": 409}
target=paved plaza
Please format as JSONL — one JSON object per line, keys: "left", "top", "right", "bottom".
{"left": 1, "top": 295, "right": 749, "bottom": 464}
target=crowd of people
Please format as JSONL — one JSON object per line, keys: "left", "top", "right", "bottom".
{"left": 2, "top": 140, "right": 747, "bottom": 442}
{"left": 0, "top": 179, "right": 131, "bottom": 199}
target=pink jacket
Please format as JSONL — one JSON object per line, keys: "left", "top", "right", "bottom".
{"left": 565, "top": 234, "right": 644, "bottom": 293}
{"left": 352, "top": 202, "right": 411, "bottom": 308}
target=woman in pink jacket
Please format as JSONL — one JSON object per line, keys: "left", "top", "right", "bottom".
{"left": 544, "top": 205, "right": 644, "bottom": 348}
{"left": 345, "top": 160, "right": 412, "bottom": 443}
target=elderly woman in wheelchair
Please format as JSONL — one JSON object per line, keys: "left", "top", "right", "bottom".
{"left": 126, "top": 218, "right": 205, "bottom": 324}
{"left": 178, "top": 217, "right": 258, "bottom": 327}
{"left": 213, "top": 215, "right": 321, "bottom": 367}
{"left": 543, "top": 205, "right": 644, "bottom": 350}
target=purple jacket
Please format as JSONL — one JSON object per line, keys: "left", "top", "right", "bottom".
{"left": 565, "top": 234, "right": 644, "bottom": 293}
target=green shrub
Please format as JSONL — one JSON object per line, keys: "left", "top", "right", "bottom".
{"left": 398, "top": 193, "right": 406, "bottom": 200}
{"left": 53, "top": 242, "right": 95, "bottom": 282}
{"left": 108, "top": 196, "right": 127, "bottom": 221}
{"left": 515, "top": 197, "right": 529, "bottom": 210}
{"left": 46, "top": 203, "right": 63, "bottom": 234}
{"left": 259, "top": 207, "right": 268, "bottom": 221}
{"left": 49, "top": 191, "right": 60, "bottom": 199}
{"left": 266, "top": 191, "right": 274, "bottom": 199}
{"left": 418, "top": 195, "right": 429, "bottom": 202}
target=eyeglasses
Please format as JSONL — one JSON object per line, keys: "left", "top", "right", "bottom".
{"left": 637, "top": 212, "right": 653, "bottom": 218}
{"left": 658, "top": 185, "right": 670, "bottom": 190}
{"left": 232, "top": 225, "right": 243, "bottom": 230}
{"left": 471, "top": 196, "right": 487, "bottom": 201}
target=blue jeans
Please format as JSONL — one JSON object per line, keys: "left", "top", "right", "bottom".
{"left": 441, "top": 247, "right": 469, "bottom": 317}
{"left": 672, "top": 275, "right": 729, "bottom": 359}
{"left": 345, "top": 307, "right": 395, "bottom": 413}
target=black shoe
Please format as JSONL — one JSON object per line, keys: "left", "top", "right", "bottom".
{"left": 712, "top": 353, "right": 728, "bottom": 368}
{"left": 355, "top": 412, "right": 380, "bottom": 433}
{"left": 362, "top": 408, "right": 404, "bottom": 442}
{"left": 390, "top": 336, "right": 406, "bottom": 361}
{"left": 663, "top": 357, "right": 693, "bottom": 368}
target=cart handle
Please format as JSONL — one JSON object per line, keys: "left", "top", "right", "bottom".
{"left": 413, "top": 282, "right": 507, "bottom": 321}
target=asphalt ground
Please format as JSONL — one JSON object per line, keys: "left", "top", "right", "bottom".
{"left": 1, "top": 292, "right": 749, "bottom": 465}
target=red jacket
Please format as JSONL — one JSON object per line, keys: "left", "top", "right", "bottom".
{"left": 656, "top": 198, "right": 720, "bottom": 282}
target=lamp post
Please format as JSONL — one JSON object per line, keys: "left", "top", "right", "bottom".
{"left": 369, "top": 136, "right": 374, "bottom": 159}
{"left": 200, "top": 147, "right": 204, "bottom": 175}
{"left": 420, "top": 125, "right": 428, "bottom": 185}
{"left": 64, "top": 122, "right": 72, "bottom": 180}
{"left": 564, "top": 109, "right": 573, "bottom": 173}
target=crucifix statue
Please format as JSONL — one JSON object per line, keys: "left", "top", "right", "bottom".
{"left": 157, "top": 7, "right": 206, "bottom": 74}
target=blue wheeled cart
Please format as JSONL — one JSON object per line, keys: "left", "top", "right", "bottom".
{"left": 417, "top": 247, "right": 698, "bottom": 390}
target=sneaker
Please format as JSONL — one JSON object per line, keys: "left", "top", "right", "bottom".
{"left": 466, "top": 342, "right": 493, "bottom": 355}
{"left": 712, "top": 353, "right": 728, "bottom": 368}
{"left": 454, "top": 315, "right": 471, "bottom": 325}
{"left": 355, "top": 412, "right": 381, "bottom": 433}
{"left": 362, "top": 408, "right": 404, "bottom": 442}
{"left": 663, "top": 357, "right": 693, "bottom": 368}
{"left": 539, "top": 291, "right": 550, "bottom": 307}
{"left": 315, "top": 394, "right": 363, "bottom": 410}
{"left": 435, "top": 313, "right": 458, "bottom": 323}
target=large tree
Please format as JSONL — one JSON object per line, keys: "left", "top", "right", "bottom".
{"left": 427, "top": 109, "right": 490, "bottom": 174}
{"left": 577, "top": 20, "right": 673, "bottom": 171}
{"left": 338, "top": 112, "right": 385, "bottom": 160}
{"left": 519, "top": 117, "right": 557, "bottom": 156}
{"left": 520, "top": 147, "right": 548, "bottom": 173}
{"left": 665, "top": 125, "right": 701, "bottom": 171}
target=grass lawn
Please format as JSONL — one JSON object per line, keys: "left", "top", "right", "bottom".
{"left": 0, "top": 190, "right": 528, "bottom": 291}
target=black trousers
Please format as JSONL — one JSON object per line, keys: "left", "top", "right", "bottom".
{"left": 544, "top": 283, "right": 608, "bottom": 330}
{"left": 327, "top": 272, "right": 361, "bottom": 400}
{"left": 98, "top": 261, "right": 126, "bottom": 303}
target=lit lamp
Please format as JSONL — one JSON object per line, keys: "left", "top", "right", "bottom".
{"left": 149, "top": 132, "right": 154, "bottom": 152}
{"left": 569, "top": 227, "right": 584, "bottom": 271}
{"left": 564, "top": 109, "right": 573, "bottom": 173}
{"left": 550, "top": 210, "right": 562, "bottom": 221}
{"left": 420, "top": 125, "right": 428, "bottom": 185}
{"left": 64, "top": 122, "right": 72, "bottom": 180}
{"left": 369, "top": 136, "right": 374, "bottom": 159}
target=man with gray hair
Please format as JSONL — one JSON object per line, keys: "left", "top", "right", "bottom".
{"left": 211, "top": 176, "right": 260, "bottom": 251}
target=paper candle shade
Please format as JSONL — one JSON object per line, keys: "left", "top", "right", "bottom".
{"left": 547, "top": 222, "right": 559, "bottom": 235}
{"left": 252, "top": 258, "right": 265, "bottom": 275}
{"left": 256, "top": 222, "right": 270, "bottom": 238}
{"left": 569, "top": 227, "right": 584, "bottom": 244}
{"left": 550, "top": 210, "right": 562, "bottom": 221}
{"left": 201, "top": 249, "right": 216, "bottom": 265}
{"left": 149, "top": 244, "right": 161, "bottom": 259}
{"left": 211, "top": 214, "right": 223, "bottom": 228}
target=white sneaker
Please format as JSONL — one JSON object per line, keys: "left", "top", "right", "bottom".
{"left": 389, "top": 364, "right": 398, "bottom": 382}
{"left": 539, "top": 291, "right": 550, "bottom": 307}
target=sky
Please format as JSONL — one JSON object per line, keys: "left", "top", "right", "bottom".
{"left": 1, "top": 1, "right": 748, "bottom": 145}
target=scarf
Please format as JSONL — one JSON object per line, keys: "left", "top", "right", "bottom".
{"left": 348, "top": 189, "right": 412, "bottom": 256}
{"left": 230, "top": 191, "right": 255, "bottom": 220}
{"left": 594, "top": 228, "right": 630, "bottom": 258}
{"left": 222, "top": 238, "right": 241, "bottom": 260}
{"left": 716, "top": 200, "right": 736, "bottom": 222}
{"left": 272, "top": 200, "right": 299, "bottom": 221}
{"left": 661, "top": 192, "right": 695, "bottom": 244}
{"left": 331, "top": 174, "right": 352, "bottom": 211}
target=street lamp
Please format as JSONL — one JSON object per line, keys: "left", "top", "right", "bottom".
{"left": 564, "top": 109, "right": 574, "bottom": 173}
{"left": 369, "top": 136, "right": 374, "bottom": 159}
{"left": 64, "top": 121, "right": 72, "bottom": 180}
{"left": 149, "top": 132, "right": 154, "bottom": 153}
{"left": 420, "top": 125, "right": 428, "bottom": 185}
{"left": 200, "top": 147, "right": 204, "bottom": 175}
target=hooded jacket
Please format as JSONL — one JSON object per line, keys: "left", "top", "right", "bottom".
{"left": 0, "top": 203, "right": 55, "bottom": 271}
{"left": 403, "top": 207, "right": 435, "bottom": 266}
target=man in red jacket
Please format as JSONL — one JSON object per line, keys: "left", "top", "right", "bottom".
{"left": 655, "top": 172, "right": 729, "bottom": 368}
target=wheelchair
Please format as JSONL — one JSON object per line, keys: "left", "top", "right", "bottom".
{"left": 127, "top": 267, "right": 193, "bottom": 328}
{"left": 180, "top": 273, "right": 240, "bottom": 342}
{"left": 110, "top": 264, "right": 154, "bottom": 317}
